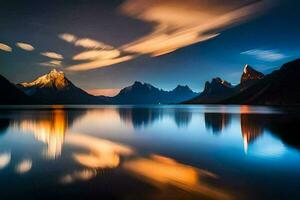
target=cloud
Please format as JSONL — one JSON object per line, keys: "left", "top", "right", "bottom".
{"left": 59, "top": 33, "right": 113, "bottom": 50}
{"left": 61, "top": 0, "right": 267, "bottom": 71}
{"left": 59, "top": 33, "right": 129, "bottom": 71}
{"left": 0, "top": 43, "right": 12, "bottom": 52}
{"left": 68, "top": 55, "right": 134, "bottom": 71}
{"left": 58, "top": 33, "right": 77, "bottom": 43}
{"left": 41, "top": 52, "right": 64, "bottom": 60}
{"left": 120, "top": 0, "right": 266, "bottom": 57}
{"left": 16, "top": 42, "right": 35, "bottom": 51}
{"left": 40, "top": 60, "right": 62, "bottom": 67}
{"left": 75, "top": 38, "right": 113, "bottom": 49}
{"left": 73, "top": 49, "right": 120, "bottom": 61}
{"left": 241, "top": 49, "right": 287, "bottom": 62}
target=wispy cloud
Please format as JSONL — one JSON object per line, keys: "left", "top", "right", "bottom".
{"left": 75, "top": 38, "right": 113, "bottom": 49}
{"left": 59, "top": 33, "right": 77, "bottom": 43}
{"left": 40, "top": 60, "right": 62, "bottom": 67}
{"left": 68, "top": 55, "right": 134, "bottom": 71}
{"left": 120, "top": 0, "right": 266, "bottom": 57}
{"left": 241, "top": 49, "right": 287, "bottom": 62}
{"left": 59, "top": 33, "right": 132, "bottom": 71}
{"left": 73, "top": 49, "right": 120, "bottom": 61}
{"left": 41, "top": 52, "right": 64, "bottom": 60}
{"left": 60, "top": 0, "right": 268, "bottom": 71}
{"left": 16, "top": 42, "right": 35, "bottom": 51}
{"left": 0, "top": 43, "right": 12, "bottom": 52}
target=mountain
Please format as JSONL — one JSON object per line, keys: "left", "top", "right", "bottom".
{"left": 222, "top": 59, "right": 300, "bottom": 105}
{"left": 111, "top": 81, "right": 198, "bottom": 104}
{"left": 0, "top": 74, "right": 32, "bottom": 104}
{"left": 240, "top": 64, "right": 265, "bottom": 90}
{"left": 18, "top": 69, "right": 108, "bottom": 104}
{"left": 185, "top": 77, "right": 235, "bottom": 104}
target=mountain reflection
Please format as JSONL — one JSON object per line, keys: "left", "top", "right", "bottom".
{"left": 240, "top": 114, "right": 264, "bottom": 153}
{"left": 0, "top": 118, "right": 10, "bottom": 134}
{"left": 118, "top": 108, "right": 193, "bottom": 129}
{"left": 118, "top": 108, "right": 163, "bottom": 129}
{"left": 174, "top": 110, "right": 192, "bottom": 128}
{"left": 204, "top": 113, "right": 231, "bottom": 134}
{"left": 11, "top": 108, "right": 86, "bottom": 159}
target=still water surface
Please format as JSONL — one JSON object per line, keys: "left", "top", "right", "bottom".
{"left": 0, "top": 105, "right": 299, "bottom": 200}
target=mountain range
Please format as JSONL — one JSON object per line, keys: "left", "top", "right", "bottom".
{"left": 186, "top": 59, "right": 300, "bottom": 105}
{"left": 0, "top": 69, "right": 198, "bottom": 105}
{"left": 1, "top": 58, "right": 300, "bottom": 105}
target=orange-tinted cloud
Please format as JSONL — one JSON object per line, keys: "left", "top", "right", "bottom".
{"left": 58, "top": 33, "right": 77, "bottom": 43}
{"left": 16, "top": 42, "right": 35, "bottom": 51}
{"left": 61, "top": 0, "right": 267, "bottom": 71}
{"left": 73, "top": 49, "right": 121, "bottom": 61}
{"left": 120, "top": 0, "right": 266, "bottom": 57}
{"left": 40, "top": 60, "right": 62, "bottom": 67}
{"left": 41, "top": 52, "right": 64, "bottom": 60}
{"left": 67, "top": 55, "right": 134, "bottom": 71}
{"left": 0, "top": 43, "right": 12, "bottom": 52}
{"left": 75, "top": 38, "right": 113, "bottom": 49}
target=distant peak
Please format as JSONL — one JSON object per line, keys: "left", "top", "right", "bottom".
{"left": 244, "top": 64, "right": 250, "bottom": 73}
{"left": 133, "top": 81, "right": 143, "bottom": 85}
{"left": 241, "top": 64, "right": 264, "bottom": 84}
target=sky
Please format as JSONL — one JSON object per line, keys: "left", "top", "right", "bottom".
{"left": 0, "top": 0, "right": 299, "bottom": 96}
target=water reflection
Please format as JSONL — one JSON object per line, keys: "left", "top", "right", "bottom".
{"left": 240, "top": 114, "right": 264, "bottom": 153}
{"left": 205, "top": 113, "right": 232, "bottom": 134}
{"left": 118, "top": 108, "right": 163, "bottom": 129}
{"left": 10, "top": 108, "right": 86, "bottom": 159}
{"left": 0, "top": 152, "right": 11, "bottom": 170}
{"left": 0, "top": 106, "right": 299, "bottom": 199}
{"left": 11, "top": 109, "right": 67, "bottom": 159}
{"left": 124, "top": 154, "right": 232, "bottom": 200}
{"left": 174, "top": 110, "right": 192, "bottom": 128}
{"left": 65, "top": 133, "right": 133, "bottom": 169}
{"left": 0, "top": 118, "right": 9, "bottom": 134}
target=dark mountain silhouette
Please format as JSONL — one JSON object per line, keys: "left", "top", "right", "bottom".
{"left": 0, "top": 74, "right": 32, "bottom": 104}
{"left": 222, "top": 59, "right": 300, "bottom": 105}
{"left": 111, "top": 81, "right": 198, "bottom": 104}
{"left": 240, "top": 64, "right": 265, "bottom": 90}
{"left": 186, "top": 77, "right": 235, "bottom": 104}
{"left": 17, "top": 69, "right": 108, "bottom": 104}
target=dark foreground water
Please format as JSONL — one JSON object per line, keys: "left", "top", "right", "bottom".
{"left": 0, "top": 105, "right": 299, "bottom": 200}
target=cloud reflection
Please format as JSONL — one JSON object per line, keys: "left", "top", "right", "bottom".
{"left": 124, "top": 154, "right": 232, "bottom": 200}
{"left": 65, "top": 133, "right": 133, "bottom": 168}
{"left": 0, "top": 152, "right": 11, "bottom": 170}
{"left": 60, "top": 169, "right": 97, "bottom": 184}
{"left": 15, "top": 159, "right": 32, "bottom": 174}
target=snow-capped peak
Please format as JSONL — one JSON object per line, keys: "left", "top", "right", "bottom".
{"left": 20, "top": 69, "right": 69, "bottom": 89}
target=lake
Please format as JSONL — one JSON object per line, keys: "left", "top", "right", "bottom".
{"left": 0, "top": 105, "right": 299, "bottom": 200}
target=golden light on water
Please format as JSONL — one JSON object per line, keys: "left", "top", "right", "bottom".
{"left": 65, "top": 133, "right": 134, "bottom": 169}
{"left": 124, "top": 154, "right": 232, "bottom": 200}
{"left": 12, "top": 109, "right": 67, "bottom": 159}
